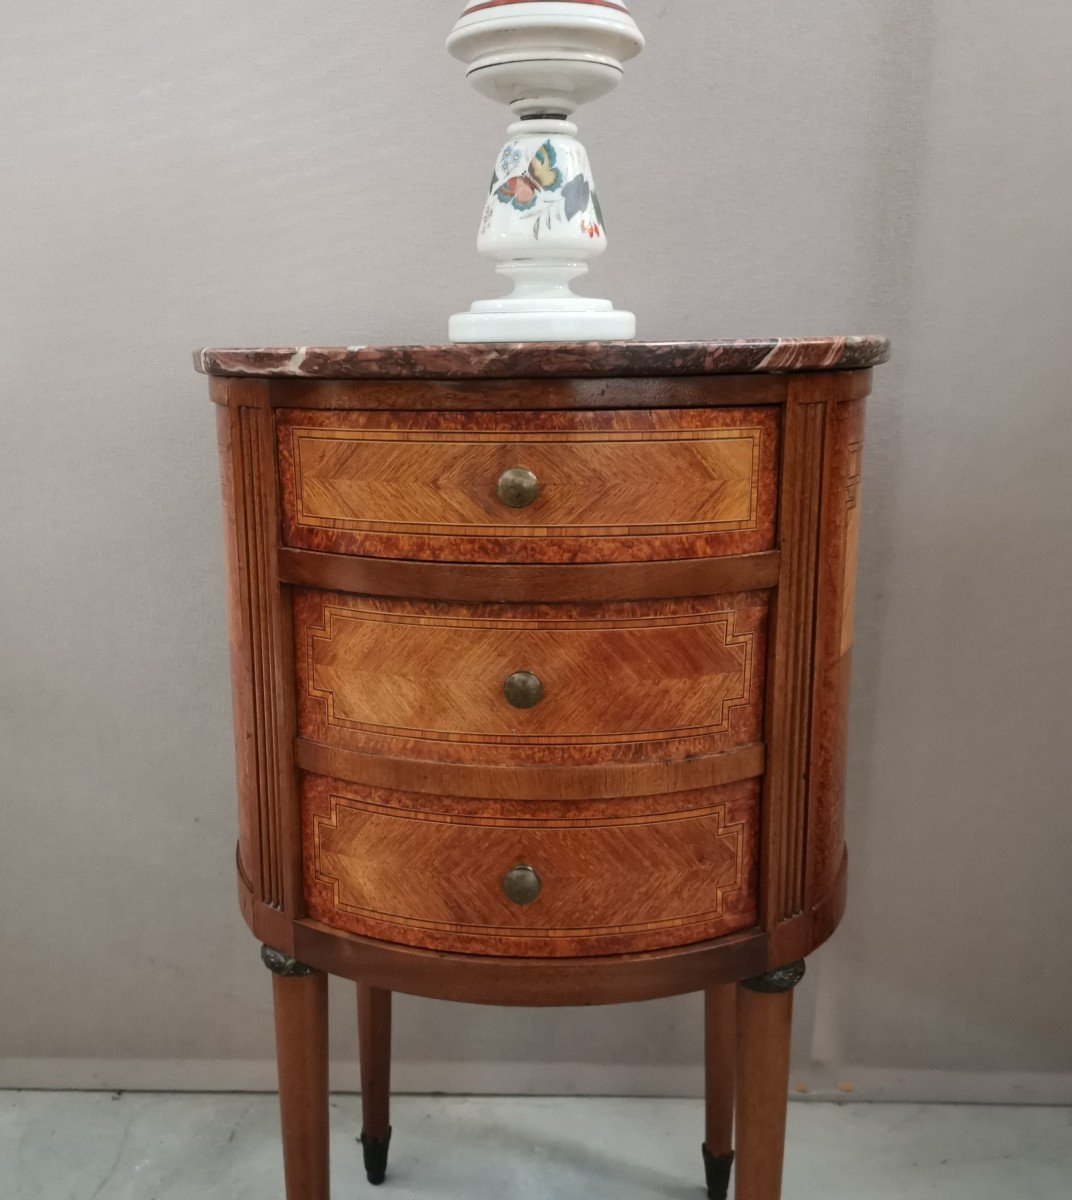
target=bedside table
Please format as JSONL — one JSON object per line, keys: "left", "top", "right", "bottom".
{"left": 197, "top": 337, "right": 888, "bottom": 1200}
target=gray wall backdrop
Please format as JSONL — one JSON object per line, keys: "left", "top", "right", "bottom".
{"left": 3, "top": 1, "right": 1070, "bottom": 1102}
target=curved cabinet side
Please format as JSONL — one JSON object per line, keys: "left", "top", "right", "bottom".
{"left": 216, "top": 404, "right": 257, "bottom": 895}
{"left": 216, "top": 383, "right": 302, "bottom": 953}
{"left": 806, "top": 391, "right": 869, "bottom": 911}
{"left": 761, "top": 370, "right": 870, "bottom": 951}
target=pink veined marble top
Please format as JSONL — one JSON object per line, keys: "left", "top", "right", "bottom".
{"left": 193, "top": 337, "right": 890, "bottom": 380}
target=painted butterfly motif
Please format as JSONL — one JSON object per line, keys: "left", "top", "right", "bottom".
{"left": 493, "top": 141, "right": 562, "bottom": 211}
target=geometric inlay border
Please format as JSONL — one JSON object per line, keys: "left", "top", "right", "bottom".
{"left": 312, "top": 794, "right": 748, "bottom": 941}
{"left": 292, "top": 425, "right": 765, "bottom": 539}
{"left": 305, "top": 603, "right": 757, "bottom": 746}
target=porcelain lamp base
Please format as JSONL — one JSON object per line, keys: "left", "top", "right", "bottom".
{"left": 448, "top": 119, "right": 637, "bottom": 344}
{"left": 450, "top": 229, "right": 634, "bottom": 344}
{"left": 449, "top": 303, "right": 636, "bottom": 343}
{"left": 446, "top": 4, "right": 645, "bottom": 346}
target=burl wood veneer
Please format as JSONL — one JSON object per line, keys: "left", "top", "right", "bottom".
{"left": 200, "top": 338, "right": 888, "bottom": 1200}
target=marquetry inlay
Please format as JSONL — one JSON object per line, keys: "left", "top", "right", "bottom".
{"left": 290, "top": 428, "right": 763, "bottom": 535}
{"left": 276, "top": 407, "right": 780, "bottom": 563}
{"left": 302, "top": 775, "right": 759, "bottom": 957}
{"left": 294, "top": 590, "right": 768, "bottom": 766}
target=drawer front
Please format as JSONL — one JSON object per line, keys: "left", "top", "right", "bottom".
{"left": 294, "top": 590, "right": 768, "bottom": 767}
{"left": 277, "top": 407, "right": 779, "bottom": 563}
{"left": 302, "top": 775, "right": 759, "bottom": 956}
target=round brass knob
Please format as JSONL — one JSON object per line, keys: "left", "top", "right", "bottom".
{"left": 504, "top": 671, "right": 543, "bottom": 709}
{"left": 503, "top": 865, "right": 541, "bottom": 906}
{"left": 497, "top": 467, "right": 539, "bottom": 509}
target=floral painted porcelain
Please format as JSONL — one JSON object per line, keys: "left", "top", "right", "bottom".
{"left": 447, "top": 0, "right": 644, "bottom": 342}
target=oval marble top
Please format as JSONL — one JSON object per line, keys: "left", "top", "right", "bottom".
{"left": 194, "top": 337, "right": 889, "bottom": 381}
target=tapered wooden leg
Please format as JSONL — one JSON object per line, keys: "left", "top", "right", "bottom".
{"left": 702, "top": 984, "right": 736, "bottom": 1200}
{"left": 263, "top": 946, "right": 330, "bottom": 1200}
{"left": 358, "top": 985, "right": 393, "bottom": 1185}
{"left": 735, "top": 962, "right": 806, "bottom": 1200}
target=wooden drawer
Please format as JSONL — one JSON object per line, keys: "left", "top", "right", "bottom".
{"left": 277, "top": 407, "right": 779, "bottom": 563}
{"left": 302, "top": 775, "right": 759, "bottom": 956}
{"left": 294, "top": 590, "right": 769, "bottom": 767}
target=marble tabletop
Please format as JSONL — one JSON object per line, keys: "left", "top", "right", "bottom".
{"left": 194, "top": 337, "right": 890, "bottom": 380}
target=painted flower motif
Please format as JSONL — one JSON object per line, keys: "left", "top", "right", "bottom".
{"left": 480, "top": 201, "right": 494, "bottom": 235}
{"left": 499, "top": 144, "right": 523, "bottom": 177}
{"left": 580, "top": 219, "right": 602, "bottom": 239}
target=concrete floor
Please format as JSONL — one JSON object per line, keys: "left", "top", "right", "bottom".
{"left": 2, "top": 1092, "right": 1070, "bottom": 1199}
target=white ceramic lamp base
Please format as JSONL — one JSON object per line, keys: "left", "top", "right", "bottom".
{"left": 450, "top": 306, "right": 635, "bottom": 344}
{"left": 446, "top": 1, "right": 645, "bottom": 345}
{"left": 450, "top": 121, "right": 633, "bottom": 343}
{"left": 450, "top": 261, "right": 635, "bottom": 343}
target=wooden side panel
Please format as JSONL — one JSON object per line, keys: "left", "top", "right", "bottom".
{"left": 277, "top": 407, "right": 780, "bottom": 563}
{"left": 807, "top": 397, "right": 867, "bottom": 904}
{"left": 216, "top": 403, "right": 256, "bottom": 890}
{"left": 294, "top": 591, "right": 769, "bottom": 767}
{"left": 302, "top": 775, "right": 760, "bottom": 957}
{"left": 215, "top": 382, "right": 301, "bottom": 947}
{"left": 762, "top": 378, "right": 830, "bottom": 926}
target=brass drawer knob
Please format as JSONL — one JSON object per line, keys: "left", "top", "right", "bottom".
{"left": 503, "top": 865, "right": 541, "bottom": 906}
{"left": 504, "top": 670, "right": 543, "bottom": 709}
{"left": 497, "top": 466, "right": 539, "bottom": 509}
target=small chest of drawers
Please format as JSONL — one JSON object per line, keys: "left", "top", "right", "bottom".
{"left": 200, "top": 336, "right": 888, "bottom": 1200}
